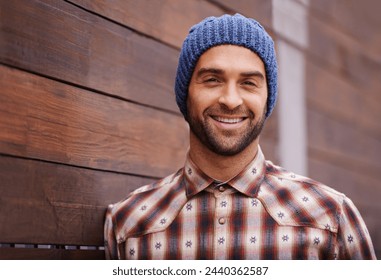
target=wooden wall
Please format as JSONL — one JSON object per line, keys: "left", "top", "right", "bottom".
{"left": 0, "top": 0, "right": 278, "bottom": 259}
{"left": 2, "top": 0, "right": 379, "bottom": 260}
{"left": 305, "top": 0, "right": 381, "bottom": 258}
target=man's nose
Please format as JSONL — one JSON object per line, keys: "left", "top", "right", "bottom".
{"left": 218, "top": 83, "right": 243, "bottom": 110}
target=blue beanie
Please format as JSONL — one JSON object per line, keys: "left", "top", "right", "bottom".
{"left": 175, "top": 13, "right": 278, "bottom": 119}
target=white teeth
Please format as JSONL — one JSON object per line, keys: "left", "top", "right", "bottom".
{"left": 214, "top": 117, "right": 243, "bottom": 124}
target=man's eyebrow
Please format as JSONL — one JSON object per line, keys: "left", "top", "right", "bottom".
{"left": 196, "top": 68, "right": 265, "bottom": 80}
{"left": 240, "top": 71, "right": 265, "bottom": 80}
{"left": 195, "top": 68, "right": 225, "bottom": 77}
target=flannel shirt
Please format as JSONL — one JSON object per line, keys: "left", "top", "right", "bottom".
{"left": 104, "top": 147, "right": 376, "bottom": 259}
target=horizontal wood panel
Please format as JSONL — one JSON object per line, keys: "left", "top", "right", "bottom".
{"left": 68, "top": 0, "right": 224, "bottom": 48}
{"left": 260, "top": 139, "right": 279, "bottom": 167}
{"left": 0, "top": 65, "right": 188, "bottom": 177}
{"left": 0, "top": 0, "right": 179, "bottom": 112}
{"left": 308, "top": 14, "right": 381, "bottom": 92}
{"left": 0, "top": 248, "right": 104, "bottom": 260}
{"left": 307, "top": 109, "right": 381, "bottom": 179}
{"left": 211, "top": 0, "right": 272, "bottom": 28}
{"left": 306, "top": 62, "right": 381, "bottom": 139}
{"left": 260, "top": 108, "right": 280, "bottom": 165}
{"left": 308, "top": 153, "right": 381, "bottom": 210}
{"left": 0, "top": 155, "right": 155, "bottom": 245}
{"left": 309, "top": 0, "right": 381, "bottom": 55}
{"left": 260, "top": 106, "right": 279, "bottom": 140}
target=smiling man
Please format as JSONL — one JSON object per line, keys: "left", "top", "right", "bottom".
{"left": 104, "top": 14, "right": 376, "bottom": 260}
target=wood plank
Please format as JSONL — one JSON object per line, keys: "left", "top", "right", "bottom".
{"left": 0, "top": 155, "right": 155, "bottom": 245}
{"left": 261, "top": 107, "right": 279, "bottom": 142}
{"left": 68, "top": 0, "right": 224, "bottom": 48}
{"left": 308, "top": 13, "right": 381, "bottom": 92}
{"left": 308, "top": 154, "right": 381, "bottom": 210}
{"left": 307, "top": 109, "right": 381, "bottom": 179}
{"left": 0, "top": 0, "right": 179, "bottom": 112}
{"left": 308, "top": 0, "right": 381, "bottom": 56}
{"left": 0, "top": 248, "right": 105, "bottom": 260}
{"left": 260, "top": 139, "right": 280, "bottom": 167}
{"left": 306, "top": 61, "right": 381, "bottom": 139}
{"left": 0, "top": 65, "right": 188, "bottom": 177}
{"left": 260, "top": 108, "right": 280, "bottom": 166}
{"left": 210, "top": 0, "right": 272, "bottom": 28}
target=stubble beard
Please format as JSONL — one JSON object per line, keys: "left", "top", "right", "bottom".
{"left": 187, "top": 105, "right": 266, "bottom": 156}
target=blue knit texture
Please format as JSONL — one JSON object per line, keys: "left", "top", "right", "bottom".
{"left": 175, "top": 13, "right": 278, "bottom": 119}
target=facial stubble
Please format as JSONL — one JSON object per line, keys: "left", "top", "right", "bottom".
{"left": 187, "top": 104, "right": 266, "bottom": 156}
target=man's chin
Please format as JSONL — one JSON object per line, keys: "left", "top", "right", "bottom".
{"left": 204, "top": 136, "right": 254, "bottom": 156}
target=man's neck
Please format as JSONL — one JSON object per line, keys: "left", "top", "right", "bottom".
{"left": 188, "top": 133, "right": 259, "bottom": 182}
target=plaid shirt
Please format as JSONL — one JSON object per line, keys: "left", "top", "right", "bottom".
{"left": 104, "top": 147, "right": 376, "bottom": 259}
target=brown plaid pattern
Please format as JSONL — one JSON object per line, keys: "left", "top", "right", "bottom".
{"left": 104, "top": 148, "right": 376, "bottom": 259}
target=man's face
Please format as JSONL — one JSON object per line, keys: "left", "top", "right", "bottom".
{"left": 187, "top": 45, "right": 268, "bottom": 156}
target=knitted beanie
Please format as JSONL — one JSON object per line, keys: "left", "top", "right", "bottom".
{"left": 175, "top": 13, "right": 278, "bottom": 119}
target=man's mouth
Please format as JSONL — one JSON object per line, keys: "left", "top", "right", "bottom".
{"left": 211, "top": 116, "right": 246, "bottom": 124}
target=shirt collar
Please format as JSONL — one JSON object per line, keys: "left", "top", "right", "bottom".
{"left": 184, "top": 146, "right": 266, "bottom": 198}
{"left": 184, "top": 155, "right": 214, "bottom": 198}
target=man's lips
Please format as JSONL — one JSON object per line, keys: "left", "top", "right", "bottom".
{"left": 211, "top": 116, "right": 247, "bottom": 124}
{"left": 210, "top": 116, "right": 248, "bottom": 130}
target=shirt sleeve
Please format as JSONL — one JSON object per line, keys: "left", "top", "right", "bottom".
{"left": 337, "top": 197, "right": 376, "bottom": 259}
{"left": 104, "top": 204, "right": 119, "bottom": 260}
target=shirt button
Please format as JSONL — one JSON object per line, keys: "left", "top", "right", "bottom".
{"left": 218, "top": 217, "right": 226, "bottom": 225}
{"left": 218, "top": 186, "right": 225, "bottom": 192}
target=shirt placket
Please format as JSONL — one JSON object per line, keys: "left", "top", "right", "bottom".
{"left": 213, "top": 183, "right": 230, "bottom": 259}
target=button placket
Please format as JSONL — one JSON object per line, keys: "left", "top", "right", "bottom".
{"left": 214, "top": 184, "right": 229, "bottom": 259}
{"left": 218, "top": 217, "right": 226, "bottom": 225}
{"left": 216, "top": 195, "right": 228, "bottom": 226}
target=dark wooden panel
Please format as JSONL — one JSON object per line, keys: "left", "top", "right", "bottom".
{"left": 308, "top": 13, "right": 381, "bottom": 92}
{"left": 260, "top": 139, "right": 279, "bottom": 167}
{"left": 306, "top": 62, "right": 381, "bottom": 139}
{"left": 0, "top": 65, "right": 188, "bottom": 177}
{"left": 308, "top": 153, "right": 381, "bottom": 209}
{"left": 68, "top": 0, "right": 224, "bottom": 48}
{"left": 309, "top": 0, "right": 381, "bottom": 55}
{"left": 0, "top": 248, "right": 105, "bottom": 260}
{"left": 210, "top": 0, "right": 272, "bottom": 28}
{"left": 307, "top": 109, "right": 381, "bottom": 179}
{"left": 0, "top": 0, "right": 179, "bottom": 112}
{"left": 0, "top": 155, "right": 155, "bottom": 245}
{"left": 260, "top": 107, "right": 280, "bottom": 165}
{"left": 261, "top": 107, "right": 279, "bottom": 141}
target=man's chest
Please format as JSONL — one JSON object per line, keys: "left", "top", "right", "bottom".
{"left": 120, "top": 194, "right": 337, "bottom": 260}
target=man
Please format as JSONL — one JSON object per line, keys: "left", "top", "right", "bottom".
{"left": 104, "top": 14, "right": 376, "bottom": 260}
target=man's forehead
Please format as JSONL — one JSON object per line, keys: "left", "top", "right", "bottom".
{"left": 194, "top": 45, "right": 266, "bottom": 75}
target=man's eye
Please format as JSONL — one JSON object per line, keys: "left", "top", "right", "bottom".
{"left": 205, "top": 78, "right": 220, "bottom": 83}
{"left": 242, "top": 81, "right": 256, "bottom": 87}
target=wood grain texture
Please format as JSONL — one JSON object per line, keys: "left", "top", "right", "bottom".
{"left": 0, "top": 0, "right": 282, "bottom": 261}
{"left": 0, "top": 248, "right": 105, "bottom": 260}
{"left": 308, "top": 14, "right": 381, "bottom": 93}
{"left": 307, "top": 109, "right": 381, "bottom": 180}
{"left": 306, "top": 61, "right": 381, "bottom": 139}
{"left": 260, "top": 108, "right": 280, "bottom": 165}
{"left": 308, "top": 153, "right": 381, "bottom": 210}
{"left": 306, "top": 1, "right": 381, "bottom": 259}
{"left": 0, "top": 155, "right": 155, "bottom": 245}
{"left": 68, "top": 0, "right": 224, "bottom": 48}
{"left": 0, "top": 0, "right": 179, "bottom": 112}
{"left": 0, "top": 65, "right": 188, "bottom": 177}
{"left": 210, "top": 0, "right": 272, "bottom": 28}
{"left": 308, "top": 0, "right": 381, "bottom": 56}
